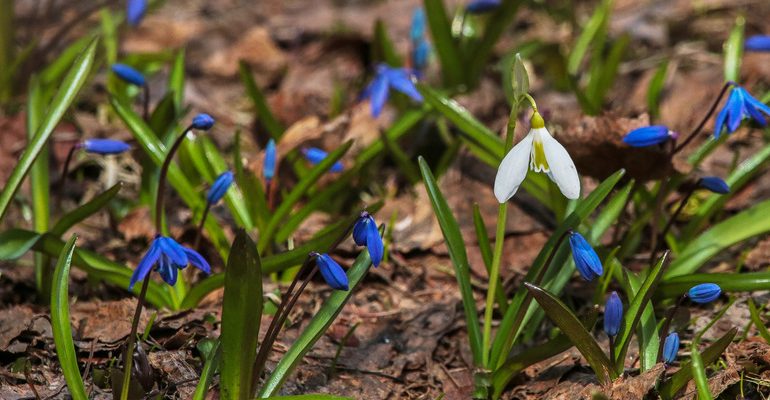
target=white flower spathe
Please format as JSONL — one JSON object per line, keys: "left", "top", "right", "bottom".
{"left": 494, "top": 123, "right": 580, "bottom": 203}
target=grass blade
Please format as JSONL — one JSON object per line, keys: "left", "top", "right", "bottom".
{"left": 423, "top": 0, "right": 463, "bottom": 86}
{"left": 192, "top": 340, "right": 221, "bottom": 400}
{"left": 748, "top": 298, "right": 770, "bottom": 343}
{"left": 724, "top": 16, "right": 744, "bottom": 82}
{"left": 690, "top": 342, "right": 712, "bottom": 400}
{"left": 52, "top": 182, "right": 123, "bottom": 236}
{"left": 239, "top": 61, "right": 284, "bottom": 139}
{"left": 27, "top": 75, "right": 51, "bottom": 297}
{"left": 465, "top": 1, "right": 519, "bottom": 86}
{"left": 373, "top": 20, "right": 403, "bottom": 66}
{"left": 418, "top": 156, "right": 483, "bottom": 365}
{"left": 221, "top": 230, "right": 263, "bottom": 400}
{"left": 0, "top": 38, "right": 97, "bottom": 222}
{"left": 50, "top": 234, "right": 88, "bottom": 400}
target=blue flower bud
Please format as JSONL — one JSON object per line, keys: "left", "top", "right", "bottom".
{"left": 111, "top": 63, "right": 146, "bottom": 86}
{"left": 698, "top": 176, "right": 730, "bottom": 194}
{"left": 688, "top": 283, "right": 721, "bottom": 304}
{"left": 604, "top": 291, "right": 623, "bottom": 337}
{"left": 127, "top": 0, "right": 147, "bottom": 27}
{"left": 662, "top": 332, "right": 679, "bottom": 364}
{"left": 352, "top": 211, "right": 384, "bottom": 267}
{"left": 412, "top": 40, "right": 431, "bottom": 72}
{"left": 622, "top": 125, "right": 677, "bottom": 147}
{"left": 466, "top": 0, "right": 501, "bottom": 14}
{"left": 192, "top": 113, "right": 215, "bottom": 130}
{"left": 568, "top": 232, "right": 603, "bottom": 281}
{"left": 264, "top": 139, "right": 277, "bottom": 181}
{"left": 410, "top": 8, "right": 426, "bottom": 43}
{"left": 314, "top": 253, "right": 349, "bottom": 291}
{"left": 302, "top": 147, "right": 344, "bottom": 172}
{"left": 745, "top": 35, "right": 770, "bottom": 52}
{"left": 207, "top": 171, "right": 234, "bottom": 204}
{"left": 82, "top": 139, "right": 131, "bottom": 155}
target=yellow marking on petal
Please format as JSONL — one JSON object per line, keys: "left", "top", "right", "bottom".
{"left": 530, "top": 135, "right": 550, "bottom": 173}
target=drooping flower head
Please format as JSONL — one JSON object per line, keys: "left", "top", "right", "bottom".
{"left": 604, "top": 291, "right": 623, "bottom": 337}
{"left": 82, "top": 139, "right": 131, "bottom": 155}
{"left": 466, "top": 0, "right": 501, "bottom": 14}
{"left": 714, "top": 85, "right": 770, "bottom": 138}
{"left": 662, "top": 332, "right": 679, "bottom": 364}
{"left": 207, "top": 171, "right": 234, "bottom": 204}
{"left": 745, "top": 35, "right": 770, "bottom": 52}
{"left": 568, "top": 231, "right": 603, "bottom": 281}
{"left": 353, "top": 211, "right": 384, "bottom": 267}
{"left": 312, "top": 252, "right": 349, "bottom": 290}
{"left": 129, "top": 235, "right": 210, "bottom": 289}
{"left": 688, "top": 283, "right": 722, "bottom": 304}
{"left": 494, "top": 111, "right": 580, "bottom": 202}
{"left": 362, "top": 64, "right": 424, "bottom": 118}
{"left": 111, "top": 63, "right": 146, "bottom": 87}
{"left": 302, "top": 147, "right": 344, "bottom": 172}
{"left": 622, "top": 125, "right": 678, "bottom": 147}
{"left": 698, "top": 176, "right": 730, "bottom": 194}
{"left": 263, "top": 139, "right": 277, "bottom": 182}
{"left": 192, "top": 113, "right": 215, "bottom": 131}
{"left": 127, "top": 0, "right": 147, "bottom": 26}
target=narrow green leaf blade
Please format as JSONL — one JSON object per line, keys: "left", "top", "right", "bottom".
{"left": 239, "top": 61, "right": 284, "bottom": 139}
{"left": 192, "top": 340, "right": 221, "bottom": 400}
{"left": 423, "top": 0, "right": 463, "bottom": 85}
{"left": 52, "top": 182, "right": 123, "bottom": 236}
{"left": 724, "top": 16, "right": 744, "bottom": 82}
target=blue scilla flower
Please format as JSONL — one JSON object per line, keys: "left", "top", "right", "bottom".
{"left": 192, "top": 113, "right": 215, "bottom": 130}
{"left": 82, "top": 139, "right": 131, "bottom": 155}
{"left": 466, "top": 0, "right": 501, "bottom": 14}
{"left": 622, "top": 125, "right": 677, "bottom": 147}
{"left": 127, "top": 0, "right": 147, "bottom": 26}
{"left": 412, "top": 40, "right": 431, "bottom": 72}
{"left": 353, "top": 211, "right": 384, "bottom": 267}
{"left": 714, "top": 85, "right": 770, "bottom": 138}
{"left": 688, "top": 283, "right": 721, "bottom": 304}
{"left": 111, "top": 63, "right": 146, "bottom": 86}
{"left": 568, "top": 231, "right": 603, "bottom": 281}
{"left": 745, "top": 35, "right": 770, "bottom": 52}
{"left": 264, "top": 139, "right": 277, "bottom": 181}
{"left": 410, "top": 8, "right": 426, "bottom": 43}
{"left": 362, "top": 64, "right": 424, "bottom": 118}
{"left": 604, "top": 291, "right": 623, "bottom": 337}
{"left": 207, "top": 171, "right": 234, "bottom": 204}
{"left": 662, "top": 332, "right": 679, "bottom": 364}
{"left": 313, "top": 252, "right": 349, "bottom": 290}
{"left": 302, "top": 147, "right": 344, "bottom": 172}
{"left": 698, "top": 176, "right": 730, "bottom": 194}
{"left": 129, "top": 236, "right": 210, "bottom": 289}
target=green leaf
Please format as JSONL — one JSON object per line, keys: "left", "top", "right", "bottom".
{"left": 192, "top": 339, "right": 221, "bottom": 400}
{"left": 589, "top": 179, "right": 634, "bottom": 243}
{"left": 221, "top": 231, "right": 263, "bottom": 400}
{"left": 724, "top": 16, "right": 744, "bottom": 82}
{"left": 472, "top": 203, "right": 506, "bottom": 313}
{"left": 27, "top": 75, "right": 51, "bottom": 296}
{"left": 620, "top": 263, "right": 659, "bottom": 372}
{"left": 525, "top": 283, "right": 615, "bottom": 384}
{"left": 567, "top": 0, "right": 610, "bottom": 75}
{"left": 612, "top": 253, "right": 668, "bottom": 372}
{"left": 0, "top": 38, "right": 97, "bottom": 222}
{"left": 658, "top": 328, "right": 737, "bottom": 399}
{"left": 52, "top": 182, "right": 123, "bottom": 237}
{"left": 258, "top": 249, "right": 373, "bottom": 397}
{"left": 423, "top": 0, "right": 463, "bottom": 86}
{"left": 0, "top": 228, "right": 43, "bottom": 260}
{"left": 169, "top": 49, "right": 186, "bottom": 110}
{"left": 265, "top": 396, "right": 353, "bottom": 400}
{"left": 690, "top": 342, "right": 712, "bottom": 400}
{"left": 646, "top": 60, "right": 669, "bottom": 119}
{"left": 373, "top": 20, "right": 403, "bottom": 66}
{"left": 418, "top": 157, "right": 483, "bottom": 365}
{"left": 239, "top": 61, "right": 284, "bottom": 139}
{"left": 748, "top": 298, "right": 770, "bottom": 343}
{"left": 465, "top": 1, "right": 520, "bottom": 86}
{"left": 50, "top": 234, "right": 88, "bottom": 400}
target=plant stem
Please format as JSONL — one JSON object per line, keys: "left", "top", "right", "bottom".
{"left": 155, "top": 124, "right": 194, "bottom": 232}
{"left": 483, "top": 203, "right": 507, "bottom": 366}
{"left": 656, "top": 294, "right": 687, "bottom": 363}
{"left": 193, "top": 203, "right": 211, "bottom": 250}
{"left": 120, "top": 274, "right": 151, "bottom": 400}
{"left": 57, "top": 144, "right": 79, "bottom": 210}
{"left": 650, "top": 187, "right": 695, "bottom": 263}
{"left": 142, "top": 83, "right": 150, "bottom": 122}
{"left": 672, "top": 81, "right": 734, "bottom": 154}
{"left": 0, "top": 0, "right": 14, "bottom": 101}
{"left": 608, "top": 335, "right": 616, "bottom": 372}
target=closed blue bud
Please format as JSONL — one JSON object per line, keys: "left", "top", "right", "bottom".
{"left": 688, "top": 283, "right": 721, "bottom": 304}
{"left": 410, "top": 8, "right": 426, "bottom": 43}
{"left": 302, "top": 147, "right": 344, "bottom": 172}
{"left": 352, "top": 211, "right": 384, "bottom": 267}
{"left": 207, "top": 171, "right": 234, "bottom": 204}
{"left": 314, "top": 252, "right": 349, "bottom": 290}
{"left": 466, "top": 0, "right": 501, "bottom": 14}
{"left": 111, "top": 63, "right": 146, "bottom": 86}
{"left": 127, "top": 0, "right": 147, "bottom": 26}
{"left": 604, "top": 291, "right": 623, "bottom": 337}
{"left": 264, "top": 139, "right": 277, "bottom": 181}
{"left": 192, "top": 113, "right": 215, "bottom": 130}
{"left": 745, "top": 35, "right": 770, "bottom": 52}
{"left": 129, "top": 235, "right": 210, "bottom": 289}
{"left": 714, "top": 85, "right": 770, "bottom": 138}
{"left": 662, "top": 332, "right": 679, "bottom": 364}
{"left": 82, "top": 139, "right": 131, "bottom": 155}
{"left": 622, "top": 125, "right": 676, "bottom": 147}
{"left": 698, "top": 176, "right": 730, "bottom": 194}
{"left": 568, "top": 232, "right": 603, "bottom": 281}
{"left": 412, "top": 40, "right": 431, "bottom": 72}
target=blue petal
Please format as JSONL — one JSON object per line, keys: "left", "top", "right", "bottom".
{"left": 410, "top": 8, "right": 426, "bottom": 43}
{"left": 184, "top": 248, "right": 211, "bottom": 274}
{"left": 263, "top": 139, "right": 277, "bottom": 181}
{"left": 369, "top": 74, "right": 390, "bottom": 118}
{"left": 569, "top": 232, "right": 603, "bottom": 281}
{"left": 156, "top": 256, "right": 178, "bottom": 286}
{"left": 129, "top": 238, "right": 162, "bottom": 290}
{"left": 466, "top": 0, "right": 501, "bottom": 14}
{"left": 207, "top": 171, "right": 234, "bottom": 204}
{"left": 192, "top": 113, "right": 215, "bottom": 130}
{"left": 352, "top": 214, "right": 370, "bottom": 246}
{"left": 365, "top": 220, "right": 384, "bottom": 267}
{"left": 743, "top": 92, "right": 770, "bottom": 117}
{"left": 603, "top": 291, "right": 623, "bottom": 337}
{"left": 302, "top": 147, "right": 343, "bottom": 172}
{"left": 726, "top": 89, "right": 745, "bottom": 133}
{"left": 662, "top": 332, "right": 679, "bottom": 364}
{"left": 316, "top": 254, "right": 349, "bottom": 291}
{"left": 157, "top": 236, "right": 188, "bottom": 268}
{"left": 111, "top": 63, "right": 145, "bottom": 86}
{"left": 412, "top": 40, "right": 431, "bottom": 72}
{"left": 622, "top": 125, "right": 671, "bottom": 147}
{"left": 385, "top": 68, "right": 424, "bottom": 103}
{"left": 83, "top": 139, "right": 131, "bottom": 155}
{"left": 745, "top": 35, "right": 770, "bottom": 52}
{"left": 714, "top": 100, "right": 729, "bottom": 138}
{"left": 126, "top": 0, "right": 147, "bottom": 26}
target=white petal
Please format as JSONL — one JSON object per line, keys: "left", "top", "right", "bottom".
{"left": 540, "top": 130, "right": 580, "bottom": 199}
{"left": 493, "top": 132, "right": 534, "bottom": 203}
